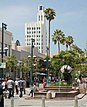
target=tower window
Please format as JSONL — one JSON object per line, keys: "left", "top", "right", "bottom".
{"left": 39, "top": 16, "right": 40, "bottom": 21}
{"left": 40, "top": 6, "right": 43, "bottom": 10}
{"left": 41, "top": 15, "right": 43, "bottom": 21}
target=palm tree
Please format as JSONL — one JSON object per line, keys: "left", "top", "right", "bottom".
{"left": 5, "top": 55, "right": 17, "bottom": 79}
{"left": 44, "top": 8, "right": 56, "bottom": 56}
{"left": 52, "top": 29, "right": 65, "bottom": 53}
{"left": 71, "top": 44, "right": 84, "bottom": 56}
{"left": 65, "top": 36, "right": 74, "bottom": 50}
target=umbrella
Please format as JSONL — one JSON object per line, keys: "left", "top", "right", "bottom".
{"left": 40, "top": 73, "right": 47, "bottom": 76}
{"left": 60, "top": 65, "right": 72, "bottom": 73}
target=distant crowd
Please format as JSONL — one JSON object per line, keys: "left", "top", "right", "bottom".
{"left": 1, "top": 77, "right": 26, "bottom": 99}
{"left": 0, "top": 76, "right": 63, "bottom": 99}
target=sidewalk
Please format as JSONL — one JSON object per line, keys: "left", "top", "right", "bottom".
{"left": 4, "top": 95, "right": 87, "bottom": 107}
{"left": 4, "top": 88, "right": 87, "bottom": 107}
{"left": 4, "top": 92, "right": 87, "bottom": 107}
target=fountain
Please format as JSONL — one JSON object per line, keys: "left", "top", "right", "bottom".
{"left": 34, "top": 65, "right": 79, "bottom": 99}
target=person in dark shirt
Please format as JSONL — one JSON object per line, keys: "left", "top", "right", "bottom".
{"left": 0, "top": 82, "right": 4, "bottom": 107}
{"left": 18, "top": 78, "right": 24, "bottom": 97}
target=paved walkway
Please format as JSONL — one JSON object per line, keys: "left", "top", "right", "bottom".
{"left": 4, "top": 93, "right": 87, "bottom": 107}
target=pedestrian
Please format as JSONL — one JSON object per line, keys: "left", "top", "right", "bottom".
{"left": 43, "top": 77, "right": 46, "bottom": 88}
{"left": 0, "top": 81, "right": 4, "bottom": 107}
{"left": 18, "top": 78, "right": 24, "bottom": 97}
{"left": 7, "top": 77, "right": 14, "bottom": 99}
{"left": 29, "top": 84, "right": 34, "bottom": 97}
{"left": 1, "top": 79, "right": 7, "bottom": 98}
{"left": 15, "top": 78, "right": 19, "bottom": 94}
{"left": 23, "top": 79, "right": 26, "bottom": 94}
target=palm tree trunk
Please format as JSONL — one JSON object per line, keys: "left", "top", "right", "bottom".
{"left": 48, "top": 20, "right": 50, "bottom": 57}
{"left": 58, "top": 41, "right": 60, "bottom": 53}
{"left": 66, "top": 44, "right": 68, "bottom": 50}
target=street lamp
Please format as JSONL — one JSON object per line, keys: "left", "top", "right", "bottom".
{"left": 2, "top": 23, "right": 7, "bottom": 62}
{"left": 44, "top": 47, "right": 50, "bottom": 85}
{"left": 29, "top": 38, "right": 35, "bottom": 86}
{"left": 17, "top": 60, "right": 23, "bottom": 78}
{"left": 0, "top": 23, "right": 7, "bottom": 79}
{"left": 0, "top": 47, "right": 8, "bottom": 78}
{"left": 28, "top": 55, "right": 36, "bottom": 87}
{"left": 0, "top": 23, "right": 7, "bottom": 107}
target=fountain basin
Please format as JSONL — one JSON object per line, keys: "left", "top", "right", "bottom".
{"left": 34, "top": 86, "right": 79, "bottom": 99}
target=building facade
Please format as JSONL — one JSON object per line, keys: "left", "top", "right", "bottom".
{"left": 12, "top": 41, "right": 45, "bottom": 61}
{"left": 25, "top": 5, "right": 47, "bottom": 54}
{"left": 12, "top": 41, "right": 38, "bottom": 60}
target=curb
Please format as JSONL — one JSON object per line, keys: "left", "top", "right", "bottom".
{"left": 77, "top": 94, "right": 86, "bottom": 99}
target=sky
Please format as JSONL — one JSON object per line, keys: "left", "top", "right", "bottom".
{"left": 0, "top": 0, "right": 87, "bottom": 55}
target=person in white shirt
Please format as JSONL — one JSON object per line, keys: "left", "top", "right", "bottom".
{"left": 7, "top": 77, "right": 14, "bottom": 99}
{"left": 15, "top": 78, "right": 19, "bottom": 94}
{"left": 2, "top": 80, "right": 6, "bottom": 91}
{"left": 1, "top": 79, "right": 7, "bottom": 98}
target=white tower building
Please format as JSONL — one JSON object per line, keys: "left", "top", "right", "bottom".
{"left": 25, "top": 5, "right": 47, "bottom": 54}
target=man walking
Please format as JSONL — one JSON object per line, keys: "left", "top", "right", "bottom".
{"left": 18, "top": 78, "right": 24, "bottom": 97}
{"left": 7, "top": 77, "right": 14, "bottom": 99}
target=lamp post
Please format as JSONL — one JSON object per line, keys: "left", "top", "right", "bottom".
{"left": 46, "top": 47, "right": 49, "bottom": 83}
{"left": 0, "top": 23, "right": 7, "bottom": 79}
{"left": 30, "top": 38, "right": 35, "bottom": 86}
{"left": 0, "top": 23, "right": 7, "bottom": 107}
{"left": 28, "top": 55, "right": 36, "bottom": 87}
{"left": 44, "top": 47, "right": 50, "bottom": 85}
{"left": 17, "top": 60, "right": 22, "bottom": 78}
{"left": 2, "top": 23, "right": 7, "bottom": 62}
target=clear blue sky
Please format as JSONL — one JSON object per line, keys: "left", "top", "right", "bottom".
{"left": 0, "top": 0, "right": 87, "bottom": 55}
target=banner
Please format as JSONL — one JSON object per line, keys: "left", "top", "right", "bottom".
{"left": 0, "top": 63, "right": 6, "bottom": 68}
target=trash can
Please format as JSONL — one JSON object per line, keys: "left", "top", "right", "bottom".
{"left": 46, "top": 91, "right": 52, "bottom": 99}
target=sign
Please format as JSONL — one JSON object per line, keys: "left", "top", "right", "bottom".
{"left": 0, "top": 63, "right": 6, "bottom": 68}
